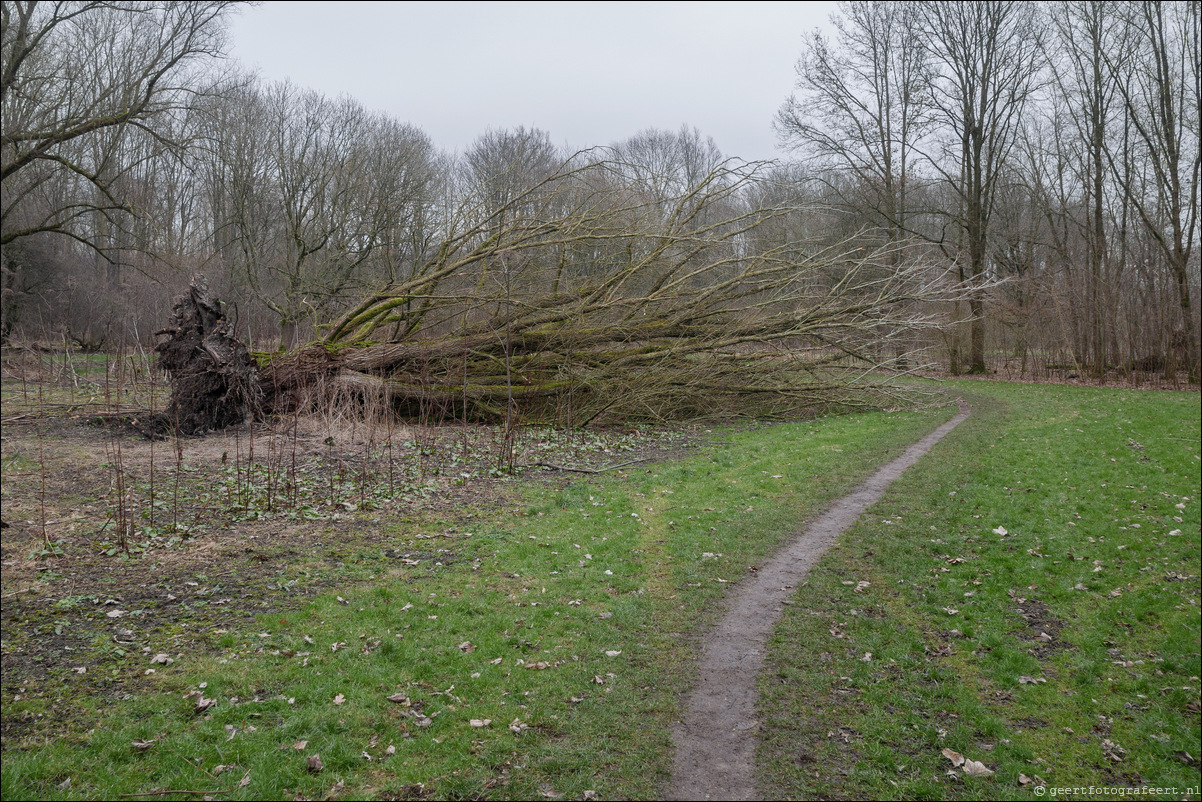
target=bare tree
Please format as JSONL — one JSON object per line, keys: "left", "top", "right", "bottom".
{"left": 917, "top": 0, "right": 1046, "bottom": 374}
{"left": 1105, "top": 0, "right": 1199, "bottom": 381}
{"left": 250, "top": 155, "right": 968, "bottom": 429}
{"left": 0, "top": 1, "right": 238, "bottom": 245}
{"left": 776, "top": 1, "right": 931, "bottom": 247}
{"left": 202, "top": 80, "right": 438, "bottom": 347}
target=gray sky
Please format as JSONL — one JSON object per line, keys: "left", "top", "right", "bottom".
{"left": 228, "top": 1, "right": 836, "bottom": 162}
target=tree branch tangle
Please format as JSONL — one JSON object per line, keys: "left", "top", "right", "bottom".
{"left": 261, "top": 154, "right": 964, "bottom": 426}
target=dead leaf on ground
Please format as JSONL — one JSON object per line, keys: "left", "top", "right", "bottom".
{"left": 386, "top": 693, "right": 411, "bottom": 705}
{"left": 307, "top": 754, "right": 324, "bottom": 772}
{"left": 1018, "top": 675, "right": 1048, "bottom": 685}
{"left": 469, "top": 719, "right": 491, "bottom": 728}
{"left": 604, "top": 650, "right": 622, "bottom": 657}
{"left": 238, "top": 770, "right": 251, "bottom": 788}
{"left": 182, "top": 690, "right": 215, "bottom": 714}
{"left": 293, "top": 740, "right": 309, "bottom": 750}
{"left": 131, "top": 739, "right": 156, "bottom": 752}
{"left": 458, "top": 641, "right": 476, "bottom": 653}
{"left": 942, "top": 748, "right": 965, "bottom": 767}
{"left": 963, "top": 759, "right": 994, "bottom": 777}
{"left": 150, "top": 653, "right": 174, "bottom": 665}
{"left": 1102, "top": 739, "right": 1126, "bottom": 762}
{"left": 333, "top": 693, "right": 346, "bottom": 706}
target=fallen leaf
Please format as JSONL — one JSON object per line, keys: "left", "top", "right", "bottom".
{"left": 604, "top": 650, "right": 622, "bottom": 657}
{"left": 182, "top": 690, "right": 215, "bottom": 714}
{"left": 150, "top": 653, "right": 174, "bottom": 665}
{"left": 293, "top": 740, "right": 309, "bottom": 751}
{"left": 1018, "top": 675, "right": 1047, "bottom": 685}
{"left": 333, "top": 694, "right": 346, "bottom": 706}
{"left": 525, "top": 661, "right": 551, "bottom": 670}
{"left": 307, "top": 754, "right": 323, "bottom": 773}
{"left": 238, "top": 770, "right": 251, "bottom": 788}
{"left": 458, "top": 641, "right": 476, "bottom": 653}
{"left": 1102, "top": 739, "right": 1126, "bottom": 762}
{"left": 942, "top": 748, "right": 965, "bottom": 767}
{"left": 131, "top": 739, "right": 156, "bottom": 752}
{"left": 469, "top": 719, "right": 491, "bottom": 728}
{"left": 963, "top": 759, "right": 994, "bottom": 777}
{"left": 993, "top": 526, "right": 1008, "bottom": 536}
{"left": 386, "top": 693, "right": 411, "bottom": 705}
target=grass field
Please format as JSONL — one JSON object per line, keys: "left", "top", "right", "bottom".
{"left": 759, "top": 381, "right": 1201, "bottom": 800}
{"left": 2, "top": 377, "right": 1198, "bottom": 800}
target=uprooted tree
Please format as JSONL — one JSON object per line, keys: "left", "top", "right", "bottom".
{"left": 159, "top": 154, "right": 969, "bottom": 433}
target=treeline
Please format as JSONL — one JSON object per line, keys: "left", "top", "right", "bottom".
{"left": 1, "top": 1, "right": 1198, "bottom": 384}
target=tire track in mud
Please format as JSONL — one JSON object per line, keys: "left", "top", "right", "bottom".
{"left": 668, "top": 401, "right": 971, "bottom": 801}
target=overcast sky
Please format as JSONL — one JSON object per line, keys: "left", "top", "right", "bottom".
{"left": 228, "top": 1, "right": 836, "bottom": 162}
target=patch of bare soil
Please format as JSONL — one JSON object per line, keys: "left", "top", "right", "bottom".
{"left": 667, "top": 401, "right": 970, "bottom": 802}
{"left": 1011, "top": 593, "right": 1070, "bottom": 659}
{"left": 0, "top": 403, "right": 703, "bottom": 746}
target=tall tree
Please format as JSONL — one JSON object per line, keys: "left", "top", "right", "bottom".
{"left": 1106, "top": 0, "right": 1199, "bottom": 381}
{"left": 918, "top": 0, "right": 1045, "bottom": 374}
{"left": 0, "top": 1, "right": 238, "bottom": 245}
{"left": 775, "top": 1, "right": 931, "bottom": 247}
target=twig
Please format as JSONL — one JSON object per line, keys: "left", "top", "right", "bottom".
{"left": 1, "top": 586, "right": 37, "bottom": 600}
{"left": 519, "top": 458, "right": 649, "bottom": 474}
{"left": 116, "top": 791, "right": 226, "bottom": 798}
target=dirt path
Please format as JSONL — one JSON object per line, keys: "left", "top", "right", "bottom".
{"left": 667, "top": 401, "right": 971, "bottom": 801}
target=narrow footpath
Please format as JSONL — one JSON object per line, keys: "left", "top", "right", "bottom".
{"left": 668, "top": 401, "right": 971, "bottom": 801}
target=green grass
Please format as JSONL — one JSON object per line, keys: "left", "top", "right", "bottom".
{"left": 1, "top": 405, "right": 955, "bottom": 800}
{"left": 758, "top": 381, "right": 1201, "bottom": 800}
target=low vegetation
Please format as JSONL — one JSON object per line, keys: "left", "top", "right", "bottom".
{"left": 759, "top": 381, "right": 1201, "bottom": 799}
{"left": 1, "top": 354, "right": 950, "bottom": 799}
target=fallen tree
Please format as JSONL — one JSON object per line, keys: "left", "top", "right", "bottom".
{"left": 166, "top": 156, "right": 967, "bottom": 431}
